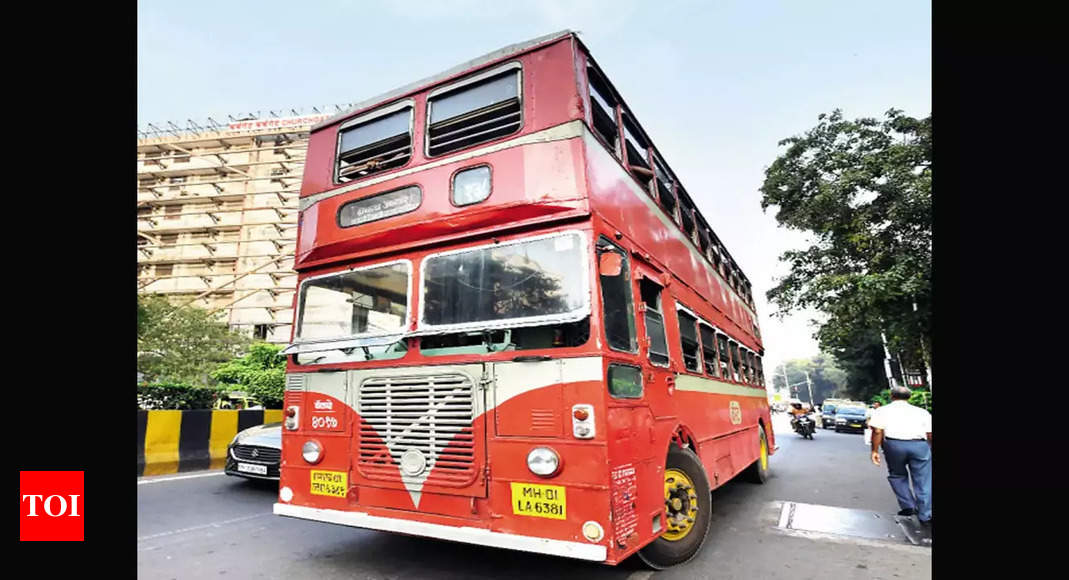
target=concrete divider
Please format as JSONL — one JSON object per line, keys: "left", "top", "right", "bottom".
{"left": 137, "top": 409, "right": 283, "bottom": 477}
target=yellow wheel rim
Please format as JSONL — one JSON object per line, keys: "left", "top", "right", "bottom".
{"left": 662, "top": 468, "right": 699, "bottom": 541}
{"left": 760, "top": 434, "right": 769, "bottom": 471}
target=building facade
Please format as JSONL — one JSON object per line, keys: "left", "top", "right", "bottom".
{"left": 136, "top": 109, "right": 349, "bottom": 343}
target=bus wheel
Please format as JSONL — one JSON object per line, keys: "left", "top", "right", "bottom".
{"left": 744, "top": 425, "right": 770, "bottom": 484}
{"left": 637, "top": 446, "right": 712, "bottom": 569}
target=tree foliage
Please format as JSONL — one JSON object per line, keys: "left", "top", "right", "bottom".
{"left": 137, "top": 295, "right": 249, "bottom": 385}
{"left": 212, "top": 342, "right": 286, "bottom": 408}
{"left": 769, "top": 354, "right": 848, "bottom": 405}
{"left": 761, "top": 109, "right": 931, "bottom": 402}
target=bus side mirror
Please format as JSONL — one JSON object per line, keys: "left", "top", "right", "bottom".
{"left": 599, "top": 252, "right": 623, "bottom": 277}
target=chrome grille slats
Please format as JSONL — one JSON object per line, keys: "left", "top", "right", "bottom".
{"left": 231, "top": 445, "right": 281, "bottom": 463}
{"left": 357, "top": 373, "right": 477, "bottom": 486}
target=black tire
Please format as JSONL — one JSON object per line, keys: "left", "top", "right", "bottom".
{"left": 743, "top": 425, "right": 770, "bottom": 484}
{"left": 637, "top": 446, "right": 712, "bottom": 569}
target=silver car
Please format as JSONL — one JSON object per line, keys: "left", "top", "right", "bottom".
{"left": 225, "top": 422, "right": 281, "bottom": 481}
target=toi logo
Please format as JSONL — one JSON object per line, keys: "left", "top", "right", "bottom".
{"left": 20, "top": 471, "right": 84, "bottom": 541}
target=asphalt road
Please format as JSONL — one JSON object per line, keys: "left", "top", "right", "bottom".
{"left": 138, "top": 413, "right": 931, "bottom": 579}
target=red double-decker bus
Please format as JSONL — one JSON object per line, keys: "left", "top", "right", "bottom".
{"left": 275, "top": 30, "right": 773, "bottom": 568}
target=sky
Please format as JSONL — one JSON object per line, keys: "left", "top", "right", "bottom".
{"left": 138, "top": 0, "right": 931, "bottom": 376}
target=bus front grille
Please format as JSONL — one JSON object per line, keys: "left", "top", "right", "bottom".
{"left": 357, "top": 374, "right": 477, "bottom": 487}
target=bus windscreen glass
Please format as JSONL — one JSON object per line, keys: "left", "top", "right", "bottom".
{"left": 296, "top": 262, "right": 409, "bottom": 340}
{"left": 421, "top": 233, "right": 587, "bottom": 328}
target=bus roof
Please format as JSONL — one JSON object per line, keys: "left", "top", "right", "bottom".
{"left": 312, "top": 29, "right": 577, "bottom": 133}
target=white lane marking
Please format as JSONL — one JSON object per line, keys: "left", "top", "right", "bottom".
{"left": 137, "top": 471, "right": 227, "bottom": 485}
{"left": 627, "top": 571, "right": 655, "bottom": 580}
{"left": 137, "top": 513, "right": 271, "bottom": 543}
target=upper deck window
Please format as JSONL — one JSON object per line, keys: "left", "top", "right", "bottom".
{"left": 427, "top": 66, "right": 522, "bottom": 157}
{"left": 336, "top": 103, "right": 413, "bottom": 183}
{"left": 652, "top": 154, "right": 677, "bottom": 217}
{"left": 622, "top": 114, "right": 653, "bottom": 191}
{"left": 586, "top": 64, "right": 619, "bottom": 153}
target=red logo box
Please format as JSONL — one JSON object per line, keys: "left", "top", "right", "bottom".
{"left": 20, "top": 471, "right": 84, "bottom": 541}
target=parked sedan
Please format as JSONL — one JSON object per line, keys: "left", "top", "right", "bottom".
{"left": 225, "top": 422, "right": 281, "bottom": 480}
{"left": 834, "top": 407, "right": 868, "bottom": 433}
{"left": 819, "top": 403, "right": 839, "bottom": 429}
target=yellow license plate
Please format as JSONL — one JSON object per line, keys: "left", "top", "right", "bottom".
{"left": 310, "top": 470, "right": 348, "bottom": 497}
{"left": 510, "top": 482, "right": 566, "bottom": 520}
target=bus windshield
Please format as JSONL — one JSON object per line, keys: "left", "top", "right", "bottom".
{"left": 295, "top": 261, "right": 410, "bottom": 341}
{"left": 420, "top": 232, "right": 588, "bottom": 330}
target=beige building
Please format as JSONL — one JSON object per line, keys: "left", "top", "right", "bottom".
{"left": 137, "top": 108, "right": 349, "bottom": 343}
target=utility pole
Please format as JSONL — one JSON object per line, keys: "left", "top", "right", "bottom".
{"left": 914, "top": 301, "right": 933, "bottom": 393}
{"left": 880, "top": 330, "right": 899, "bottom": 389}
{"left": 804, "top": 370, "right": 816, "bottom": 407}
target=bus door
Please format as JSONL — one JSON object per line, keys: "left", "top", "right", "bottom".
{"left": 600, "top": 241, "right": 663, "bottom": 548}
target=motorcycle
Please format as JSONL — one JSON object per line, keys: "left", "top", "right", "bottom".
{"left": 792, "top": 414, "right": 816, "bottom": 439}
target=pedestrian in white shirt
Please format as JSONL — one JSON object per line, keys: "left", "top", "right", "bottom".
{"left": 863, "top": 402, "right": 881, "bottom": 446}
{"left": 869, "top": 387, "right": 932, "bottom": 528}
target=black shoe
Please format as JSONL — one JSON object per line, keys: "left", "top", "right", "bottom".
{"left": 898, "top": 509, "right": 916, "bottom": 516}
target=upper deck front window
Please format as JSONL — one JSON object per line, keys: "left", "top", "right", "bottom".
{"left": 427, "top": 65, "right": 522, "bottom": 157}
{"left": 295, "top": 261, "right": 410, "bottom": 341}
{"left": 336, "top": 103, "right": 413, "bottom": 183}
{"left": 420, "top": 232, "right": 589, "bottom": 331}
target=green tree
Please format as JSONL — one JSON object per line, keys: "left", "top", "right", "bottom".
{"left": 760, "top": 109, "right": 931, "bottom": 401}
{"left": 137, "top": 294, "right": 249, "bottom": 385}
{"left": 769, "top": 354, "right": 848, "bottom": 405}
{"left": 212, "top": 342, "right": 286, "bottom": 408}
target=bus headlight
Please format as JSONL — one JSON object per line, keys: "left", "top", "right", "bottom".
{"left": 302, "top": 440, "right": 323, "bottom": 464}
{"left": 582, "top": 521, "right": 604, "bottom": 543}
{"left": 526, "top": 447, "right": 561, "bottom": 477}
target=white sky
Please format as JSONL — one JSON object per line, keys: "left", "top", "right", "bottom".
{"left": 138, "top": 0, "right": 931, "bottom": 374}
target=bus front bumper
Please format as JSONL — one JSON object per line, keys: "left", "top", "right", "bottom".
{"left": 273, "top": 503, "right": 608, "bottom": 562}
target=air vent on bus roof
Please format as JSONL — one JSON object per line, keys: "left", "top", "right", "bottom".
{"left": 337, "top": 106, "right": 413, "bottom": 182}
{"left": 427, "top": 69, "right": 522, "bottom": 157}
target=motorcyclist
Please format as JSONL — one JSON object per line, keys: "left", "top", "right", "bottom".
{"left": 789, "top": 402, "right": 811, "bottom": 432}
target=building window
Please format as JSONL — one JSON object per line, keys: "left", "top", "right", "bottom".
{"left": 427, "top": 66, "right": 522, "bottom": 157}
{"left": 597, "top": 237, "right": 636, "bottom": 353}
{"left": 253, "top": 324, "right": 269, "bottom": 340}
{"left": 639, "top": 277, "right": 669, "bottom": 366}
{"left": 608, "top": 363, "right": 643, "bottom": 399}
{"left": 336, "top": 103, "right": 413, "bottom": 182}
{"left": 699, "top": 323, "right": 718, "bottom": 377}
{"left": 155, "top": 264, "right": 173, "bottom": 277}
{"left": 676, "top": 309, "right": 701, "bottom": 373}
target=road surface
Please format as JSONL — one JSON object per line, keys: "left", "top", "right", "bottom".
{"left": 138, "top": 413, "right": 931, "bottom": 579}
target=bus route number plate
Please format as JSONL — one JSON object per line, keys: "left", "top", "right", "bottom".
{"left": 510, "top": 482, "right": 566, "bottom": 520}
{"left": 310, "top": 470, "right": 347, "bottom": 497}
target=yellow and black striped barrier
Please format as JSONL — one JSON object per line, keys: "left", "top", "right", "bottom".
{"left": 137, "top": 409, "right": 282, "bottom": 476}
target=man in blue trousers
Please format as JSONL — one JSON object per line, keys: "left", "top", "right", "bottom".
{"left": 869, "top": 386, "right": 932, "bottom": 528}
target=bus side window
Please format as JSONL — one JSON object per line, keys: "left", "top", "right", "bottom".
{"left": 729, "top": 340, "right": 742, "bottom": 382}
{"left": 699, "top": 323, "right": 718, "bottom": 377}
{"left": 740, "top": 349, "right": 752, "bottom": 384}
{"left": 756, "top": 356, "right": 765, "bottom": 386}
{"left": 716, "top": 332, "right": 731, "bottom": 378}
{"left": 747, "top": 352, "right": 758, "bottom": 385}
{"left": 639, "top": 278, "right": 669, "bottom": 366}
{"left": 608, "top": 363, "right": 643, "bottom": 399}
{"left": 676, "top": 309, "right": 700, "bottom": 373}
{"left": 597, "top": 237, "right": 637, "bottom": 353}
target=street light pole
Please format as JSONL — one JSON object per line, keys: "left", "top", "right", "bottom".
{"left": 804, "top": 370, "right": 816, "bottom": 407}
